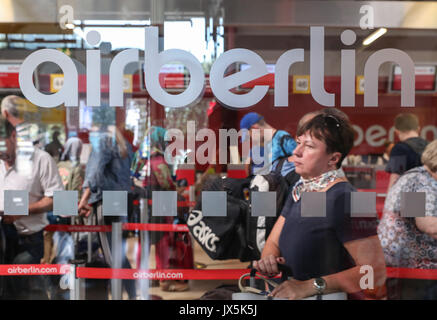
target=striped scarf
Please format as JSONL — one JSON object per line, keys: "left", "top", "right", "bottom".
{"left": 292, "top": 168, "right": 345, "bottom": 202}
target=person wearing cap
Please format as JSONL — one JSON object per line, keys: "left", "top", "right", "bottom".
{"left": 240, "top": 112, "right": 296, "bottom": 176}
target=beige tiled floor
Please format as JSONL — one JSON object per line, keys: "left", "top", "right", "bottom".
{"left": 125, "top": 234, "right": 249, "bottom": 300}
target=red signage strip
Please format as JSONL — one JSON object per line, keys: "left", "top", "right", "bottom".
{"left": 0, "top": 264, "right": 70, "bottom": 276}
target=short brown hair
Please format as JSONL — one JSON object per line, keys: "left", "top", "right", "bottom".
{"left": 297, "top": 113, "right": 355, "bottom": 168}
{"left": 297, "top": 108, "right": 349, "bottom": 135}
{"left": 394, "top": 113, "right": 419, "bottom": 132}
{"left": 421, "top": 140, "right": 437, "bottom": 173}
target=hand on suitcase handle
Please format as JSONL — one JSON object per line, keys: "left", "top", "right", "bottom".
{"left": 253, "top": 255, "right": 289, "bottom": 278}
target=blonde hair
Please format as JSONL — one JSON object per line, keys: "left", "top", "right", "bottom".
{"left": 421, "top": 140, "right": 437, "bottom": 173}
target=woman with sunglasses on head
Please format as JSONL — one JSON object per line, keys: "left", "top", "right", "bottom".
{"left": 253, "top": 112, "right": 387, "bottom": 300}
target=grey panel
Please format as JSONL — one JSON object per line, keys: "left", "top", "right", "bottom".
{"left": 401, "top": 192, "right": 426, "bottom": 218}
{"left": 251, "top": 191, "right": 276, "bottom": 217}
{"left": 351, "top": 192, "right": 377, "bottom": 218}
{"left": 4, "top": 190, "right": 28, "bottom": 215}
{"left": 53, "top": 190, "right": 78, "bottom": 216}
{"left": 152, "top": 191, "right": 177, "bottom": 216}
{"left": 102, "top": 191, "right": 128, "bottom": 216}
{"left": 202, "top": 191, "right": 226, "bottom": 217}
{"left": 301, "top": 192, "right": 326, "bottom": 217}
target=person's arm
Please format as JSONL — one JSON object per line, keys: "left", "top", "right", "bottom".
{"left": 387, "top": 173, "right": 400, "bottom": 191}
{"left": 2, "top": 196, "right": 54, "bottom": 224}
{"left": 416, "top": 217, "right": 437, "bottom": 240}
{"left": 385, "top": 144, "right": 407, "bottom": 191}
{"left": 253, "top": 216, "right": 286, "bottom": 276}
{"left": 83, "top": 136, "right": 114, "bottom": 194}
{"left": 29, "top": 196, "right": 53, "bottom": 215}
{"left": 320, "top": 235, "right": 386, "bottom": 294}
{"left": 78, "top": 187, "right": 92, "bottom": 217}
{"left": 271, "top": 190, "right": 386, "bottom": 300}
{"left": 271, "top": 235, "right": 387, "bottom": 299}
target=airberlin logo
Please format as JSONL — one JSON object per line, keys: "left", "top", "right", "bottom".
{"left": 18, "top": 26, "right": 415, "bottom": 109}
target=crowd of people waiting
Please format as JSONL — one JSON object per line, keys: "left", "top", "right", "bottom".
{"left": 0, "top": 93, "right": 436, "bottom": 300}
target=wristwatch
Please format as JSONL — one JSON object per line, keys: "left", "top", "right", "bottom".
{"left": 313, "top": 277, "right": 327, "bottom": 295}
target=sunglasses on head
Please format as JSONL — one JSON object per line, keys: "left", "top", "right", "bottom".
{"left": 321, "top": 114, "right": 341, "bottom": 131}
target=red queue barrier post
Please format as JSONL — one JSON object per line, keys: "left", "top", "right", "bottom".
{"left": 139, "top": 198, "right": 150, "bottom": 300}
{"left": 111, "top": 221, "right": 123, "bottom": 300}
{"left": 70, "top": 262, "right": 86, "bottom": 300}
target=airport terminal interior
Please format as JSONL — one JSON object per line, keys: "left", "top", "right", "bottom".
{"left": 0, "top": 0, "right": 436, "bottom": 300}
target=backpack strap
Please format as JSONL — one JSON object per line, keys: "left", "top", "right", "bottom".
{"left": 401, "top": 139, "right": 428, "bottom": 157}
{"left": 279, "top": 134, "right": 293, "bottom": 157}
{"left": 273, "top": 157, "right": 287, "bottom": 175}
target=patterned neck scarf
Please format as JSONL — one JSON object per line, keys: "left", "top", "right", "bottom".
{"left": 292, "top": 168, "right": 345, "bottom": 202}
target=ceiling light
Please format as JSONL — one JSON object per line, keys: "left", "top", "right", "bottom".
{"left": 363, "top": 28, "right": 387, "bottom": 46}
{"left": 65, "top": 23, "right": 75, "bottom": 30}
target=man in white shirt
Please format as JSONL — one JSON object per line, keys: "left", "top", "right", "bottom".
{"left": 0, "top": 117, "right": 64, "bottom": 299}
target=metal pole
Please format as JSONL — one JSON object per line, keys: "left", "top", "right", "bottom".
{"left": 69, "top": 262, "right": 85, "bottom": 300}
{"left": 139, "top": 198, "right": 150, "bottom": 300}
{"left": 111, "top": 221, "right": 123, "bottom": 300}
{"left": 68, "top": 264, "right": 76, "bottom": 301}
{"left": 87, "top": 233, "right": 92, "bottom": 263}
{"left": 189, "top": 185, "right": 195, "bottom": 204}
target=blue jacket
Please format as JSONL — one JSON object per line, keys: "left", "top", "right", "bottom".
{"left": 83, "top": 133, "right": 133, "bottom": 204}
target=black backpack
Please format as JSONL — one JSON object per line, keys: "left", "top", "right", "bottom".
{"left": 187, "top": 158, "right": 299, "bottom": 262}
{"left": 245, "top": 158, "right": 300, "bottom": 260}
{"left": 187, "top": 175, "right": 254, "bottom": 261}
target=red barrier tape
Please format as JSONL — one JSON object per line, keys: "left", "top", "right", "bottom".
{"left": 44, "top": 223, "right": 189, "bottom": 233}
{"left": 123, "top": 223, "right": 189, "bottom": 232}
{"left": 386, "top": 267, "right": 437, "bottom": 280}
{"left": 44, "top": 225, "right": 112, "bottom": 232}
{"left": 0, "top": 264, "right": 70, "bottom": 276}
{"left": 1, "top": 265, "right": 437, "bottom": 281}
{"left": 75, "top": 268, "right": 251, "bottom": 280}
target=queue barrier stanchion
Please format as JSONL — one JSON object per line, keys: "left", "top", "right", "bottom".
{"left": 68, "top": 261, "right": 85, "bottom": 300}
{"left": 189, "top": 186, "right": 195, "bottom": 204}
{"left": 111, "top": 221, "right": 123, "bottom": 300}
{"left": 87, "top": 230, "right": 92, "bottom": 264}
{"left": 139, "top": 198, "right": 150, "bottom": 300}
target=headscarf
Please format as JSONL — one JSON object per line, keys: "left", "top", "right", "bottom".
{"left": 60, "top": 136, "right": 83, "bottom": 163}
{"left": 131, "top": 126, "right": 168, "bottom": 177}
{"left": 149, "top": 126, "right": 168, "bottom": 155}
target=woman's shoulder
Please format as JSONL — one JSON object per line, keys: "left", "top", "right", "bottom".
{"left": 393, "top": 166, "right": 433, "bottom": 192}
{"left": 326, "top": 180, "right": 356, "bottom": 195}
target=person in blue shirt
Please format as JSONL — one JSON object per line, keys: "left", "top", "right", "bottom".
{"left": 78, "top": 126, "right": 136, "bottom": 299}
{"left": 385, "top": 113, "right": 429, "bottom": 190}
{"left": 240, "top": 112, "right": 296, "bottom": 176}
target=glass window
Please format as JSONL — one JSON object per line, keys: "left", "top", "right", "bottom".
{"left": 0, "top": 0, "right": 436, "bottom": 304}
